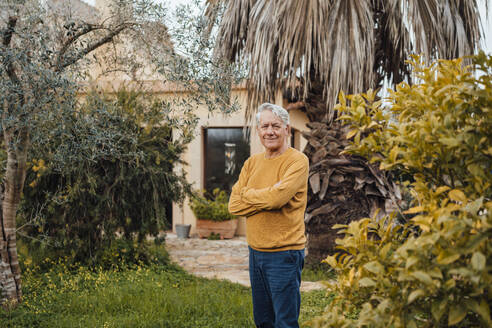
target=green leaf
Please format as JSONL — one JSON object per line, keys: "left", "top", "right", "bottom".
{"left": 428, "top": 267, "right": 443, "bottom": 279}
{"left": 465, "top": 299, "right": 491, "bottom": 325}
{"left": 471, "top": 251, "right": 486, "bottom": 271}
{"left": 467, "top": 164, "right": 484, "bottom": 178}
{"left": 358, "top": 277, "right": 377, "bottom": 287}
{"left": 407, "top": 319, "right": 417, "bottom": 328}
{"left": 464, "top": 234, "right": 488, "bottom": 253}
{"left": 448, "top": 303, "right": 467, "bottom": 326}
{"left": 437, "top": 251, "right": 460, "bottom": 265}
{"left": 431, "top": 299, "right": 447, "bottom": 322}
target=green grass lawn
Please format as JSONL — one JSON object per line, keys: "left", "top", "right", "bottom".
{"left": 1, "top": 261, "right": 332, "bottom": 327}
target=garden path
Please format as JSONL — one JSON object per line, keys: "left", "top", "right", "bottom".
{"left": 166, "top": 233, "right": 325, "bottom": 292}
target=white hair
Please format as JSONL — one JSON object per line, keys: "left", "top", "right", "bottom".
{"left": 256, "top": 103, "right": 290, "bottom": 126}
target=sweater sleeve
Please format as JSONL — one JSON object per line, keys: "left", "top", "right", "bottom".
{"left": 228, "top": 159, "right": 260, "bottom": 217}
{"left": 240, "top": 156, "right": 308, "bottom": 210}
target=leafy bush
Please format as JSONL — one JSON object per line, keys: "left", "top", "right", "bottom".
{"left": 312, "top": 53, "right": 492, "bottom": 327}
{"left": 190, "top": 188, "right": 236, "bottom": 222}
{"left": 18, "top": 90, "right": 194, "bottom": 266}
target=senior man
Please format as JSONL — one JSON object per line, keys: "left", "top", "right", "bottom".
{"left": 229, "top": 103, "right": 309, "bottom": 328}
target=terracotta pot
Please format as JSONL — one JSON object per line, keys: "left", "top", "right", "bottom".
{"left": 196, "top": 218, "right": 238, "bottom": 239}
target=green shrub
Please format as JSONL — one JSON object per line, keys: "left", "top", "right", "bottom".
{"left": 190, "top": 188, "right": 236, "bottom": 222}
{"left": 18, "top": 90, "right": 194, "bottom": 266}
{"left": 312, "top": 53, "right": 492, "bottom": 327}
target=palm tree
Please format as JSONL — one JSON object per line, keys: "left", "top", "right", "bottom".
{"left": 206, "top": 0, "right": 484, "bottom": 264}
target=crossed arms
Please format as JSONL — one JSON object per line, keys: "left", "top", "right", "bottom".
{"left": 228, "top": 158, "right": 308, "bottom": 217}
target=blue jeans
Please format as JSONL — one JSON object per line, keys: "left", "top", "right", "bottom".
{"left": 249, "top": 247, "right": 305, "bottom": 328}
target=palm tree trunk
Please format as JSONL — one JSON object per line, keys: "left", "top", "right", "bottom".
{"left": 0, "top": 128, "right": 28, "bottom": 305}
{"left": 301, "top": 85, "right": 399, "bottom": 265}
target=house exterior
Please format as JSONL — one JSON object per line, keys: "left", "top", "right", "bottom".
{"left": 57, "top": 0, "right": 311, "bottom": 236}
{"left": 169, "top": 88, "right": 310, "bottom": 236}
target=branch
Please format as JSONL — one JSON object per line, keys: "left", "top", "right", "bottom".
{"left": 2, "top": 16, "right": 24, "bottom": 107}
{"left": 55, "top": 23, "right": 132, "bottom": 72}
{"left": 54, "top": 23, "right": 102, "bottom": 70}
{"left": 2, "top": 16, "right": 17, "bottom": 47}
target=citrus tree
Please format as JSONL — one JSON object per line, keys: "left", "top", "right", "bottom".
{"left": 313, "top": 53, "right": 492, "bottom": 327}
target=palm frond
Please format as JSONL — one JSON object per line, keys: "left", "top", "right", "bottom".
{"left": 206, "top": 0, "right": 484, "bottom": 123}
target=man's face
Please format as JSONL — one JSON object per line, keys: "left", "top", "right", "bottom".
{"left": 257, "top": 110, "right": 290, "bottom": 152}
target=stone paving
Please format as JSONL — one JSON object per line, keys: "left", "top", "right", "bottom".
{"left": 166, "top": 233, "right": 324, "bottom": 292}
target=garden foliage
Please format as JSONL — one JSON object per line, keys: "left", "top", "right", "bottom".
{"left": 18, "top": 90, "right": 194, "bottom": 266}
{"left": 313, "top": 53, "right": 492, "bottom": 327}
{"left": 190, "top": 188, "right": 236, "bottom": 222}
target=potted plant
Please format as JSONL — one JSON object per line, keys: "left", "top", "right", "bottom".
{"left": 190, "top": 188, "right": 238, "bottom": 239}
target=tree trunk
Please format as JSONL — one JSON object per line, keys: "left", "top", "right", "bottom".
{"left": 0, "top": 128, "right": 28, "bottom": 305}
{"left": 299, "top": 87, "right": 400, "bottom": 266}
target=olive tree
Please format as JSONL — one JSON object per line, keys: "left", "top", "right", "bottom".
{"left": 0, "top": 0, "right": 239, "bottom": 305}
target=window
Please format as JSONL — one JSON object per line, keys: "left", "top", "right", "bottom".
{"left": 204, "top": 128, "right": 250, "bottom": 194}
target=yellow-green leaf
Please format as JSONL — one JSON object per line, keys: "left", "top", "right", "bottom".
{"left": 389, "top": 146, "right": 400, "bottom": 163}
{"left": 322, "top": 255, "right": 338, "bottom": 268}
{"left": 448, "top": 189, "right": 467, "bottom": 203}
{"left": 338, "top": 90, "right": 346, "bottom": 107}
{"left": 346, "top": 129, "right": 358, "bottom": 139}
{"left": 405, "top": 256, "right": 419, "bottom": 270}
{"left": 404, "top": 206, "right": 424, "bottom": 214}
{"left": 448, "top": 304, "right": 467, "bottom": 326}
{"left": 359, "top": 277, "right": 377, "bottom": 287}
{"left": 471, "top": 252, "right": 486, "bottom": 271}
{"left": 408, "top": 289, "right": 425, "bottom": 304}
{"left": 435, "top": 186, "right": 450, "bottom": 195}
{"left": 379, "top": 243, "right": 392, "bottom": 258}
{"left": 411, "top": 271, "right": 433, "bottom": 285}
{"left": 439, "top": 137, "right": 460, "bottom": 147}
{"left": 337, "top": 115, "right": 353, "bottom": 121}
{"left": 364, "top": 261, "right": 384, "bottom": 275}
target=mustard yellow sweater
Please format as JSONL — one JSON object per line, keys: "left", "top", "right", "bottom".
{"left": 229, "top": 147, "right": 308, "bottom": 252}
